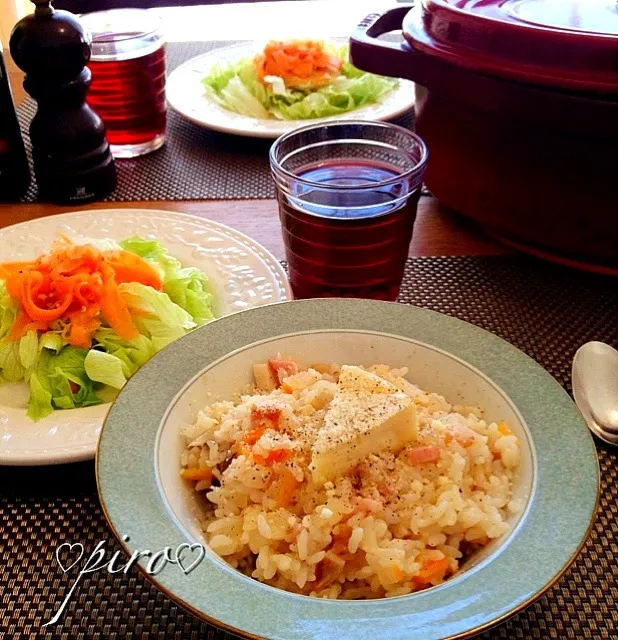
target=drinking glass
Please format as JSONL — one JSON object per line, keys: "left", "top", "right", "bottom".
{"left": 81, "top": 9, "right": 166, "bottom": 158}
{"left": 270, "top": 121, "right": 428, "bottom": 300}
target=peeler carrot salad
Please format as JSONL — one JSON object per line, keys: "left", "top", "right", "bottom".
{"left": 0, "top": 236, "right": 214, "bottom": 420}
{"left": 202, "top": 41, "right": 398, "bottom": 120}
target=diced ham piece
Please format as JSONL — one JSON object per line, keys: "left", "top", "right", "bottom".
{"left": 268, "top": 359, "right": 299, "bottom": 384}
{"left": 330, "top": 522, "right": 352, "bottom": 555}
{"left": 313, "top": 551, "right": 346, "bottom": 591}
{"left": 449, "top": 423, "right": 479, "bottom": 447}
{"left": 250, "top": 405, "right": 282, "bottom": 431}
{"left": 407, "top": 445, "right": 442, "bottom": 465}
{"left": 355, "top": 497, "right": 383, "bottom": 513}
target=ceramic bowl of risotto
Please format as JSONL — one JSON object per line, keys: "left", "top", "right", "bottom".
{"left": 97, "top": 299, "right": 599, "bottom": 640}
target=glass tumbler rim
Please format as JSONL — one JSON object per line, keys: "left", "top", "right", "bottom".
{"left": 270, "top": 120, "right": 429, "bottom": 191}
{"left": 80, "top": 8, "right": 163, "bottom": 44}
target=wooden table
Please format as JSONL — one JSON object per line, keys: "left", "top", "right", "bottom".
{"left": 1, "top": 0, "right": 509, "bottom": 261}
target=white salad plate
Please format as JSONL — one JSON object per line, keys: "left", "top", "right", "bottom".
{"left": 166, "top": 40, "right": 416, "bottom": 138}
{"left": 0, "top": 209, "right": 291, "bottom": 466}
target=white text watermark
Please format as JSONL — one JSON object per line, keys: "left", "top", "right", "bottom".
{"left": 44, "top": 536, "right": 205, "bottom": 627}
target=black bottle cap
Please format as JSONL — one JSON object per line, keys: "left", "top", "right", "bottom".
{"left": 10, "top": 1, "right": 92, "bottom": 83}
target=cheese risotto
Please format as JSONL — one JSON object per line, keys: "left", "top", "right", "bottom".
{"left": 180, "top": 359, "right": 521, "bottom": 599}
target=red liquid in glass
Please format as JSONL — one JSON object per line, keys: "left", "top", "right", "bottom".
{"left": 278, "top": 160, "right": 420, "bottom": 300}
{"left": 87, "top": 46, "right": 167, "bottom": 147}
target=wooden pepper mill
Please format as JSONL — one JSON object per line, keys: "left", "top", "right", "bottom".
{"left": 9, "top": 0, "right": 117, "bottom": 204}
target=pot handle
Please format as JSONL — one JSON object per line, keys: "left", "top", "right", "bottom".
{"left": 349, "top": 5, "right": 418, "bottom": 79}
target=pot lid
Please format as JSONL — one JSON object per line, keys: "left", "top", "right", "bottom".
{"left": 403, "top": 0, "right": 618, "bottom": 93}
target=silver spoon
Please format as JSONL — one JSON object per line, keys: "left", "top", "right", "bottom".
{"left": 572, "top": 341, "right": 618, "bottom": 446}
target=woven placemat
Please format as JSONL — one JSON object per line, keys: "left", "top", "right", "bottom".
{"left": 1, "top": 256, "right": 617, "bottom": 639}
{"left": 17, "top": 40, "right": 415, "bottom": 203}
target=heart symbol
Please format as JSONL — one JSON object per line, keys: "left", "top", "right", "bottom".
{"left": 55, "top": 543, "right": 85, "bottom": 573}
{"left": 174, "top": 543, "right": 205, "bottom": 575}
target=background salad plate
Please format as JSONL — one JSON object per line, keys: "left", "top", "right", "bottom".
{"left": 166, "top": 40, "right": 416, "bottom": 138}
{"left": 97, "top": 299, "right": 598, "bottom": 640}
{"left": 0, "top": 209, "right": 291, "bottom": 466}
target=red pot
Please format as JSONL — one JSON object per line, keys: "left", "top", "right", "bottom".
{"left": 350, "top": 1, "right": 618, "bottom": 273}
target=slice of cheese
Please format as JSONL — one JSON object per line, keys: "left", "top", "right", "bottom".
{"left": 310, "top": 389, "right": 417, "bottom": 486}
{"left": 337, "top": 365, "right": 399, "bottom": 394}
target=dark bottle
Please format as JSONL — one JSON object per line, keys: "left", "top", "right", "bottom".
{"left": 9, "top": 0, "right": 116, "bottom": 204}
{"left": 0, "top": 41, "right": 30, "bottom": 201}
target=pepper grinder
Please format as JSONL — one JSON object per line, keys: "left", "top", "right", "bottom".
{"left": 9, "top": 0, "right": 116, "bottom": 203}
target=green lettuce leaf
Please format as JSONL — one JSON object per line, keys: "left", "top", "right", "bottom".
{"left": 119, "top": 282, "right": 195, "bottom": 351}
{"left": 133, "top": 318, "right": 186, "bottom": 351}
{"left": 202, "top": 60, "right": 241, "bottom": 93}
{"left": 0, "top": 282, "right": 29, "bottom": 382}
{"left": 162, "top": 268, "right": 214, "bottom": 325}
{"left": 19, "top": 331, "right": 39, "bottom": 371}
{"left": 84, "top": 350, "right": 128, "bottom": 390}
{"left": 93, "top": 327, "right": 155, "bottom": 377}
{"left": 120, "top": 282, "right": 195, "bottom": 329}
{"left": 219, "top": 76, "right": 271, "bottom": 118}
{"left": 39, "top": 332, "right": 64, "bottom": 353}
{"left": 118, "top": 236, "right": 169, "bottom": 263}
{"left": 0, "top": 282, "right": 18, "bottom": 341}
{"left": 0, "top": 341, "right": 25, "bottom": 382}
{"left": 119, "top": 237, "right": 214, "bottom": 325}
{"left": 202, "top": 60, "right": 270, "bottom": 118}
{"left": 28, "top": 372, "right": 53, "bottom": 421}
{"left": 270, "top": 74, "right": 398, "bottom": 120}
{"left": 27, "top": 346, "right": 100, "bottom": 421}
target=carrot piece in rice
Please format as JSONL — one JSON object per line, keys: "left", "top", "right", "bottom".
{"left": 242, "top": 426, "right": 266, "bottom": 446}
{"left": 414, "top": 557, "right": 449, "bottom": 586}
{"left": 498, "top": 421, "right": 512, "bottom": 436}
{"left": 331, "top": 522, "right": 352, "bottom": 555}
{"left": 268, "top": 467, "right": 300, "bottom": 508}
{"left": 253, "top": 448, "right": 292, "bottom": 466}
{"left": 392, "top": 565, "right": 405, "bottom": 582}
{"left": 180, "top": 467, "right": 213, "bottom": 483}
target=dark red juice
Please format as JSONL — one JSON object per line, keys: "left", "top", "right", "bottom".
{"left": 87, "top": 45, "right": 166, "bottom": 147}
{"left": 278, "top": 160, "right": 420, "bottom": 300}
